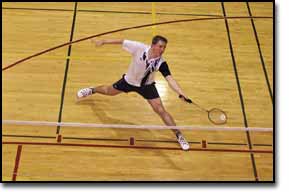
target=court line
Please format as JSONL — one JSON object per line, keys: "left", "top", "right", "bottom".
{"left": 56, "top": 2, "right": 78, "bottom": 135}
{"left": 63, "top": 136, "right": 128, "bottom": 142}
{"left": 136, "top": 139, "right": 200, "bottom": 144}
{"left": 246, "top": 2, "right": 273, "bottom": 104}
{"left": 151, "top": 2, "right": 156, "bottom": 37}
{"left": 3, "top": 134, "right": 56, "bottom": 139}
{"left": 221, "top": 2, "right": 259, "bottom": 181}
{"left": 253, "top": 143, "right": 272, "bottom": 147}
{"left": 2, "top": 16, "right": 272, "bottom": 72}
{"left": 208, "top": 142, "right": 247, "bottom": 146}
{"left": 1, "top": 6, "right": 258, "bottom": 18}
{"left": 12, "top": 145, "right": 23, "bottom": 181}
{"left": 2, "top": 134, "right": 273, "bottom": 147}
{"left": 2, "top": 141, "right": 273, "bottom": 154}
{"left": 2, "top": 120, "right": 273, "bottom": 132}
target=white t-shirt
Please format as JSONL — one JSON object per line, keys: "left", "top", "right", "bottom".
{"left": 122, "top": 39, "right": 166, "bottom": 87}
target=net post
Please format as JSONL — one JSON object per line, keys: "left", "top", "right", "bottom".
{"left": 202, "top": 140, "right": 207, "bottom": 148}
{"left": 129, "top": 137, "right": 135, "bottom": 145}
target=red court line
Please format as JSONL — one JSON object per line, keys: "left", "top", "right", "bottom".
{"left": 2, "top": 16, "right": 272, "bottom": 71}
{"left": 12, "top": 145, "right": 23, "bottom": 181}
{"left": 2, "top": 141, "right": 273, "bottom": 154}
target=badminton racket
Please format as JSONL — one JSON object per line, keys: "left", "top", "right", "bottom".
{"left": 179, "top": 95, "right": 227, "bottom": 125}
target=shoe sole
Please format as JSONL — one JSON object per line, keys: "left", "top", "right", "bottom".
{"left": 75, "top": 93, "right": 89, "bottom": 103}
{"left": 182, "top": 146, "right": 190, "bottom": 151}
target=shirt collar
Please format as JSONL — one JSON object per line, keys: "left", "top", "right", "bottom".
{"left": 145, "top": 47, "right": 161, "bottom": 61}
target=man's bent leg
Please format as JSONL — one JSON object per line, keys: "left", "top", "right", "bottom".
{"left": 147, "top": 98, "right": 180, "bottom": 135}
{"left": 147, "top": 98, "right": 190, "bottom": 150}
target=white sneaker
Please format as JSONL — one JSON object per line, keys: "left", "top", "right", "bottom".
{"left": 177, "top": 134, "right": 190, "bottom": 151}
{"left": 77, "top": 88, "right": 93, "bottom": 99}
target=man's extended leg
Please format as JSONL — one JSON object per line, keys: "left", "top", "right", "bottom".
{"left": 91, "top": 85, "right": 122, "bottom": 96}
{"left": 77, "top": 85, "right": 122, "bottom": 99}
{"left": 147, "top": 98, "right": 190, "bottom": 150}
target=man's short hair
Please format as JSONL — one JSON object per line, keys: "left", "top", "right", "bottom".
{"left": 152, "top": 35, "right": 168, "bottom": 45}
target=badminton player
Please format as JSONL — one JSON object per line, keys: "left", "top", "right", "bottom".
{"left": 77, "top": 35, "right": 192, "bottom": 150}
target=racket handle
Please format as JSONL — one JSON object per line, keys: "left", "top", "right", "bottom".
{"left": 179, "top": 95, "right": 208, "bottom": 112}
{"left": 179, "top": 95, "right": 192, "bottom": 103}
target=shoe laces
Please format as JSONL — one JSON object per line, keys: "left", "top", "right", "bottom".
{"left": 81, "top": 88, "right": 91, "bottom": 96}
{"left": 178, "top": 135, "right": 188, "bottom": 145}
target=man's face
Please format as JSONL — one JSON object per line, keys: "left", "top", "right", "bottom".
{"left": 151, "top": 40, "right": 167, "bottom": 57}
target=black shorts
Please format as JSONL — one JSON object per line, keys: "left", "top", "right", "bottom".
{"left": 113, "top": 75, "right": 160, "bottom": 100}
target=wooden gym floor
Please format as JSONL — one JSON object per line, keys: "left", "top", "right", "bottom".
{"left": 2, "top": 2, "right": 273, "bottom": 181}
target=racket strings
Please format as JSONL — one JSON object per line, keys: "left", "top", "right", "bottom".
{"left": 208, "top": 108, "right": 227, "bottom": 125}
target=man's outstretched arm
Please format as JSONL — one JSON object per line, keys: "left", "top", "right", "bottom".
{"left": 91, "top": 39, "right": 124, "bottom": 46}
{"left": 165, "top": 75, "right": 192, "bottom": 103}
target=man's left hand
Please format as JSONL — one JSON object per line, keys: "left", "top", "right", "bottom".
{"left": 179, "top": 95, "right": 192, "bottom": 103}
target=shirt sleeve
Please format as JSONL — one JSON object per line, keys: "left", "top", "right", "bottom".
{"left": 122, "top": 40, "right": 145, "bottom": 55}
{"left": 159, "top": 62, "right": 171, "bottom": 77}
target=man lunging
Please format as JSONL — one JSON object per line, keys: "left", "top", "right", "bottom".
{"left": 77, "top": 35, "right": 191, "bottom": 150}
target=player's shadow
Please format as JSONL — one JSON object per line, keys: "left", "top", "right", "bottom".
{"left": 76, "top": 97, "right": 151, "bottom": 138}
{"left": 76, "top": 98, "right": 136, "bottom": 125}
{"left": 76, "top": 97, "right": 182, "bottom": 170}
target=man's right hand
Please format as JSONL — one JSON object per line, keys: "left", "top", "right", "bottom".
{"left": 91, "top": 39, "right": 104, "bottom": 47}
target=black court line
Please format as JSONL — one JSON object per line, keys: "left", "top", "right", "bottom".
{"left": 64, "top": 136, "right": 128, "bottom": 142}
{"left": 2, "top": 6, "right": 224, "bottom": 17}
{"left": 2, "top": 141, "right": 273, "bottom": 154}
{"left": 209, "top": 142, "right": 273, "bottom": 147}
{"left": 253, "top": 143, "right": 273, "bottom": 147}
{"left": 208, "top": 142, "right": 247, "bottom": 146}
{"left": 2, "top": 134, "right": 272, "bottom": 147}
{"left": 2, "top": 7, "right": 73, "bottom": 12}
{"left": 56, "top": 2, "right": 78, "bottom": 135}
{"left": 136, "top": 139, "right": 200, "bottom": 144}
{"left": 3, "top": 134, "right": 55, "bottom": 139}
{"left": 221, "top": 2, "right": 259, "bottom": 181}
{"left": 246, "top": 2, "right": 273, "bottom": 104}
